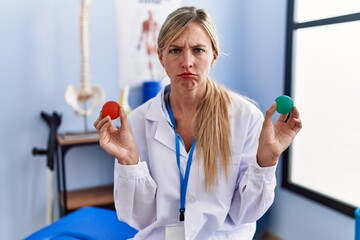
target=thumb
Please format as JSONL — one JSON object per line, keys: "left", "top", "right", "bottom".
{"left": 264, "top": 102, "right": 276, "bottom": 126}
{"left": 118, "top": 106, "right": 130, "bottom": 130}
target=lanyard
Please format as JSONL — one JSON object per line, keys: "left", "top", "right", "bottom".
{"left": 166, "top": 93, "right": 197, "bottom": 222}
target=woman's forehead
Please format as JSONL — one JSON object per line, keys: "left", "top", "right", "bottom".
{"left": 168, "top": 22, "right": 212, "bottom": 47}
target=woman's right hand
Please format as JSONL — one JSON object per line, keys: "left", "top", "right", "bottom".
{"left": 93, "top": 107, "right": 139, "bottom": 165}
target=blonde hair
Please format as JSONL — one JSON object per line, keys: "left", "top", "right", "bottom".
{"left": 197, "top": 79, "right": 231, "bottom": 190}
{"left": 158, "top": 7, "right": 231, "bottom": 190}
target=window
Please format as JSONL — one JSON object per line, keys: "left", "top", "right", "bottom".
{"left": 283, "top": 0, "right": 360, "bottom": 217}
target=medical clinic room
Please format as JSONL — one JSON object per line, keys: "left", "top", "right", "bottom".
{"left": 1, "top": 0, "right": 359, "bottom": 239}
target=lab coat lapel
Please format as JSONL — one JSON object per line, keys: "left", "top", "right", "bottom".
{"left": 145, "top": 93, "right": 187, "bottom": 157}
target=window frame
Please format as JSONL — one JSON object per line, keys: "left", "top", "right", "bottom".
{"left": 282, "top": 0, "right": 360, "bottom": 218}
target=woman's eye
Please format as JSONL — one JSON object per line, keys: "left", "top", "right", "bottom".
{"left": 169, "top": 48, "right": 181, "bottom": 54}
{"left": 193, "top": 48, "right": 205, "bottom": 54}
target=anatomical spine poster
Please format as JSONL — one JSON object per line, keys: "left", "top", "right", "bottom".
{"left": 116, "top": 0, "right": 182, "bottom": 88}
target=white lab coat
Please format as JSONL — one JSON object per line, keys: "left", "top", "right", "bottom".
{"left": 114, "top": 87, "right": 277, "bottom": 240}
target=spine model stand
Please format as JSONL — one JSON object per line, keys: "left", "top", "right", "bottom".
{"left": 65, "top": 0, "right": 105, "bottom": 130}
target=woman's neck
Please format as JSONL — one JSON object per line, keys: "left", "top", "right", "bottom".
{"left": 169, "top": 87, "right": 205, "bottom": 119}
{"left": 170, "top": 82, "right": 206, "bottom": 116}
{"left": 167, "top": 87, "right": 205, "bottom": 151}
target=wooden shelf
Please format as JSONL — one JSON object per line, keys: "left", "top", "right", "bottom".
{"left": 57, "top": 132, "right": 99, "bottom": 146}
{"left": 56, "top": 132, "right": 114, "bottom": 216}
{"left": 60, "top": 184, "right": 114, "bottom": 211}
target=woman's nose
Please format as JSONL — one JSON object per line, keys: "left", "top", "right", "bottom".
{"left": 181, "top": 51, "right": 193, "bottom": 69}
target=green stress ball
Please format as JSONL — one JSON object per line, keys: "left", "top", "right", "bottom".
{"left": 275, "top": 95, "right": 294, "bottom": 114}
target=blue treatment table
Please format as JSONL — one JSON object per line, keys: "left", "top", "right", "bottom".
{"left": 25, "top": 207, "right": 138, "bottom": 240}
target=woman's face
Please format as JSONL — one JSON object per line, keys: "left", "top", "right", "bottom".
{"left": 158, "top": 22, "right": 216, "bottom": 92}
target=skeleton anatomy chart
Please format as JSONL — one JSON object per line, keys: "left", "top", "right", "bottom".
{"left": 116, "top": 0, "right": 182, "bottom": 88}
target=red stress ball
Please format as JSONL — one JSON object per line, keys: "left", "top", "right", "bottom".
{"left": 102, "top": 101, "right": 120, "bottom": 120}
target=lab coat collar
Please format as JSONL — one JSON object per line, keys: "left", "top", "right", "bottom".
{"left": 145, "top": 88, "right": 187, "bottom": 157}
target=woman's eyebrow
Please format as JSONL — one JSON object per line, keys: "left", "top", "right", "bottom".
{"left": 192, "top": 44, "right": 207, "bottom": 49}
{"left": 169, "top": 44, "right": 182, "bottom": 48}
{"left": 169, "top": 43, "right": 207, "bottom": 48}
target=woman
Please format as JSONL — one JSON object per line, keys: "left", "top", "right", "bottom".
{"left": 94, "top": 6, "right": 302, "bottom": 240}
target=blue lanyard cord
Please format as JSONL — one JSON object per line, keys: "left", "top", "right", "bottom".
{"left": 166, "top": 93, "right": 197, "bottom": 222}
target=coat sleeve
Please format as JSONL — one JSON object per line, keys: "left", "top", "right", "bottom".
{"left": 113, "top": 107, "right": 158, "bottom": 230}
{"left": 114, "top": 160, "right": 158, "bottom": 230}
{"left": 228, "top": 111, "right": 277, "bottom": 224}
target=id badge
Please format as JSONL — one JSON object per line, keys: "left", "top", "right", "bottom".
{"left": 165, "top": 223, "right": 185, "bottom": 240}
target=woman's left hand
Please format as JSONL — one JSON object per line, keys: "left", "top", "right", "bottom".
{"left": 257, "top": 102, "right": 302, "bottom": 167}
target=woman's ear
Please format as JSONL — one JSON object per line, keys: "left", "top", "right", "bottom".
{"left": 158, "top": 50, "right": 164, "bottom": 67}
{"left": 211, "top": 57, "right": 216, "bottom": 67}
{"left": 211, "top": 52, "right": 217, "bottom": 67}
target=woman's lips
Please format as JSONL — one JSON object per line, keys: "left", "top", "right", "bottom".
{"left": 178, "top": 72, "right": 197, "bottom": 78}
